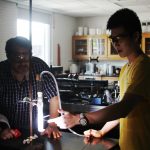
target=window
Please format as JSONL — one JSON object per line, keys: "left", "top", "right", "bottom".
{"left": 17, "top": 19, "right": 50, "bottom": 66}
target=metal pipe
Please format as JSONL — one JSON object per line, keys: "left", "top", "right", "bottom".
{"left": 29, "top": 0, "right": 32, "bottom": 42}
{"left": 29, "top": 0, "right": 32, "bottom": 139}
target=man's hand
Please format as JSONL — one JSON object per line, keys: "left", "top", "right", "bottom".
{"left": 0, "top": 128, "right": 15, "bottom": 140}
{"left": 41, "top": 122, "right": 62, "bottom": 139}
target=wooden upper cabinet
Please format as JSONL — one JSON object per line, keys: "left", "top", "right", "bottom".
{"left": 90, "top": 35, "right": 108, "bottom": 59}
{"left": 72, "top": 36, "right": 89, "bottom": 60}
{"left": 72, "top": 35, "right": 108, "bottom": 60}
{"left": 72, "top": 34, "right": 122, "bottom": 60}
{"left": 142, "top": 33, "right": 150, "bottom": 56}
{"left": 72, "top": 33, "right": 150, "bottom": 61}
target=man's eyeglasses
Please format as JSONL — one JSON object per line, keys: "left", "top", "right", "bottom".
{"left": 11, "top": 53, "right": 30, "bottom": 63}
{"left": 108, "top": 33, "right": 129, "bottom": 44}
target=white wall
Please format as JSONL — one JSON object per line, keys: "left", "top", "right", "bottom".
{"left": 76, "top": 16, "right": 109, "bottom": 33}
{"left": 76, "top": 12, "right": 150, "bottom": 33}
{"left": 137, "top": 12, "right": 150, "bottom": 22}
{"left": 18, "top": 7, "right": 52, "bottom": 24}
{"left": 0, "top": 1, "right": 17, "bottom": 61}
{"left": 53, "top": 13, "right": 76, "bottom": 71}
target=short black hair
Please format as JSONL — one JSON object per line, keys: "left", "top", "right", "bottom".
{"left": 5, "top": 36, "right": 32, "bottom": 58}
{"left": 107, "top": 8, "right": 142, "bottom": 44}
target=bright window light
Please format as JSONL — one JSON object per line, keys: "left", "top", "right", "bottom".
{"left": 17, "top": 19, "right": 50, "bottom": 66}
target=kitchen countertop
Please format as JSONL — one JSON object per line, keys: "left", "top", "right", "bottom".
{"left": 0, "top": 132, "right": 119, "bottom": 150}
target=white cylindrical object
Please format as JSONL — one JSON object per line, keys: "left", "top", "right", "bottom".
{"left": 96, "top": 28, "right": 102, "bottom": 35}
{"left": 78, "top": 27, "right": 83, "bottom": 36}
{"left": 89, "top": 28, "right": 96, "bottom": 35}
{"left": 83, "top": 27, "right": 88, "bottom": 35}
{"left": 70, "top": 63, "right": 78, "bottom": 73}
{"left": 103, "top": 64, "right": 107, "bottom": 75}
{"left": 85, "top": 62, "right": 94, "bottom": 74}
{"left": 108, "top": 65, "right": 113, "bottom": 76}
{"left": 37, "top": 92, "right": 44, "bottom": 132}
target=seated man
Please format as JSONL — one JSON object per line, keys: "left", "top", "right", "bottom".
{"left": 0, "top": 36, "right": 61, "bottom": 139}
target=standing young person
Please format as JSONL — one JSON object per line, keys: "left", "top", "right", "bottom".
{"left": 62, "top": 8, "right": 150, "bottom": 150}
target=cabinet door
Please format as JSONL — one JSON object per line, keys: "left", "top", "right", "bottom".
{"left": 90, "top": 35, "right": 107, "bottom": 59}
{"left": 142, "top": 33, "right": 150, "bottom": 55}
{"left": 72, "top": 36, "right": 89, "bottom": 60}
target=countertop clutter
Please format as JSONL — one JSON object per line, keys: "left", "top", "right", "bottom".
{"left": 0, "top": 131, "right": 119, "bottom": 150}
{"left": 56, "top": 76, "right": 120, "bottom": 106}
{"left": 56, "top": 77, "right": 109, "bottom": 105}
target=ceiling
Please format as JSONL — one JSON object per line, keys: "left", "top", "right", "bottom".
{"left": 4, "top": 0, "right": 150, "bottom": 17}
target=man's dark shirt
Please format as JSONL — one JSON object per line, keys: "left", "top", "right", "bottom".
{"left": 0, "top": 57, "right": 57, "bottom": 131}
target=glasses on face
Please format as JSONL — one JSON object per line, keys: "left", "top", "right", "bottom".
{"left": 11, "top": 53, "right": 30, "bottom": 63}
{"left": 108, "top": 33, "right": 129, "bottom": 44}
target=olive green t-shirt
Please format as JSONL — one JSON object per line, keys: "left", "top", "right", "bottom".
{"left": 119, "top": 54, "right": 150, "bottom": 150}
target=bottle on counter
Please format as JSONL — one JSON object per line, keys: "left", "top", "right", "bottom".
{"left": 108, "top": 65, "right": 113, "bottom": 76}
{"left": 70, "top": 63, "right": 78, "bottom": 74}
{"left": 85, "top": 62, "right": 94, "bottom": 74}
{"left": 102, "top": 64, "right": 108, "bottom": 75}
